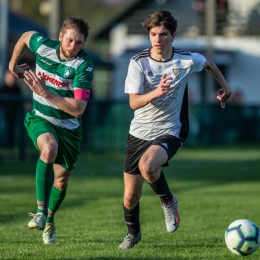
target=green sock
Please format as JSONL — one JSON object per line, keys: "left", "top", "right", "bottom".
{"left": 35, "top": 159, "right": 54, "bottom": 216}
{"left": 46, "top": 186, "right": 67, "bottom": 223}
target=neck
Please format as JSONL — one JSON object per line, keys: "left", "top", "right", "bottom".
{"left": 57, "top": 47, "right": 65, "bottom": 60}
{"left": 150, "top": 47, "right": 173, "bottom": 61}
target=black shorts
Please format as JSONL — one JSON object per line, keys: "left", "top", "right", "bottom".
{"left": 124, "top": 134, "right": 182, "bottom": 175}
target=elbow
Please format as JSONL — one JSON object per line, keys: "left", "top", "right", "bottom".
{"left": 73, "top": 100, "right": 87, "bottom": 118}
{"left": 74, "top": 110, "right": 84, "bottom": 118}
{"left": 227, "top": 89, "right": 233, "bottom": 98}
{"left": 73, "top": 108, "right": 85, "bottom": 118}
{"left": 74, "top": 114, "right": 81, "bottom": 119}
{"left": 130, "top": 104, "right": 138, "bottom": 110}
{"left": 204, "top": 57, "right": 214, "bottom": 70}
{"left": 129, "top": 100, "right": 141, "bottom": 110}
{"left": 130, "top": 103, "right": 142, "bottom": 110}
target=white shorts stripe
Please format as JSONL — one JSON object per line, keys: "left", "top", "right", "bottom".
{"left": 34, "top": 109, "right": 79, "bottom": 130}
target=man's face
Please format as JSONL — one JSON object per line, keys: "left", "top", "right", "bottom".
{"left": 59, "top": 29, "right": 85, "bottom": 60}
{"left": 149, "top": 25, "right": 175, "bottom": 55}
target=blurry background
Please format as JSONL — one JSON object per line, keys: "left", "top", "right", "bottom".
{"left": 0, "top": 0, "right": 260, "bottom": 161}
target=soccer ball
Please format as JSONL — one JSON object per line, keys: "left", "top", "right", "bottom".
{"left": 225, "top": 219, "right": 260, "bottom": 256}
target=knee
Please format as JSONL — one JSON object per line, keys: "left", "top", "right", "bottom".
{"left": 40, "top": 143, "right": 58, "bottom": 162}
{"left": 54, "top": 178, "right": 68, "bottom": 190}
{"left": 124, "top": 192, "right": 141, "bottom": 209}
{"left": 139, "top": 162, "right": 157, "bottom": 181}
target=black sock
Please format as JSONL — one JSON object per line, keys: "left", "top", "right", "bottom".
{"left": 123, "top": 202, "right": 140, "bottom": 236}
{"left": 149, "top": 171, "right": 173, "bottom": 204}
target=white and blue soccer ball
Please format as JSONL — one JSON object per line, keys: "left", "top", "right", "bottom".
{"left": 225, "top": 219, "right": 260, "bottom": 256}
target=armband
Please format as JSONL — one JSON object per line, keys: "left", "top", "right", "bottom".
{"left": 74, "top": 89, "right": 90, "bottom": 101}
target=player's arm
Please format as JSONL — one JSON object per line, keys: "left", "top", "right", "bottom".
{"left": 9, "top": 31, "right": 36, "bottom": 78}
{"left": 43, "top": 89, "right": 88, "bottom": 118}
{"left": 203, "top": 56, "right": 232, "bottom": 108}
{"left": 129, "top": 74, "right": 173, "bottom": 110}
{"left": 45, "top": 92, "right": 87, "bottom": 118}
{"left": 23, "top": 70, "right": 88, "bottom": 118}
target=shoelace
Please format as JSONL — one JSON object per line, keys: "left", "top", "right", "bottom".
{"left": 44, "top": 224, "right": 55, "bottom": 235}
{"left": 123, "top": 233, "right": 138, "bottom": 243}
{"left": 28, "top": 212, "right": 42, "bottom": 220}
{"left": 124, "top": 234, "right": 133, "bottom": 241}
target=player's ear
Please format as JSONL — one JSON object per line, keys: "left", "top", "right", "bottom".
{"left": 171, "top": 32, "right": 176, "bottom": 42}
{"left": 59, "top": 32, "right": 63, "bottom": 41}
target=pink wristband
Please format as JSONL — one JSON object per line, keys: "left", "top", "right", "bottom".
{"left": 74, "top": 89, "right": 90, "bottom": 101}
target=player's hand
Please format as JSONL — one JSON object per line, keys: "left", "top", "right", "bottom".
{"left": 9, "top": 63, "right": 30, "bottom": 79}
{"left": 217, "top": 88, "right": 232, "bottom": 109}
{"left": 157, "top": 74, "right": 173, "bottom": 96}
{"left": 10, "top": 63, "right": 31, "bottom": 78}
{"left": 23, "top": 70, "right": 48, "bottom": 98}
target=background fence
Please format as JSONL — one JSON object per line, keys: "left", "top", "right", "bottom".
{"left": 0, "top": 97, "right": 260, "bottom": 161}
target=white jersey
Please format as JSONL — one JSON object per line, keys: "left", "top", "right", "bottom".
{"left": 125, "top": 48, "right": 206, "bottom": 141}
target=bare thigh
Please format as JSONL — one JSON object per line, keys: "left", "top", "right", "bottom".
{"left": 138, "top": 145, "right": 168, "bottom": 183}
{"left": 37, "top": 133, "right": 58, "bottom": 163}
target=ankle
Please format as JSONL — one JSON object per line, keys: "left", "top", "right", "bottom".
{"left": 161, "top": 196, "right": 174, "bottom": 206}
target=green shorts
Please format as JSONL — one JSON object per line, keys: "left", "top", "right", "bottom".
{"left": 24, "top": 112, "right": 82, "bottom": 170}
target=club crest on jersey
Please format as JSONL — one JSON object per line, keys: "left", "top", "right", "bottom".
{"left": 172, "top": 68, "right": 181, "bottom": 79}
{"left": 64, "top": 67, "right": 71, "bottom": 78}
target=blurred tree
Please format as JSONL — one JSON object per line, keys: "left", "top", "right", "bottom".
{"left": 61, "top": 0, "right": 134, "bottom": 49}
{"left": 9, "top": 0, "right": 48, "bottom": 25}
{"left": 246, "top": 2, "right": 260, "bottom": 35}
{"left": 9, "top": 0, "right": 134, "bottom": 50}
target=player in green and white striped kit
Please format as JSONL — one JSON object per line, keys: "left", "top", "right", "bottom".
{"left": 9, "top": 17, "right": 93, "bottom": 244}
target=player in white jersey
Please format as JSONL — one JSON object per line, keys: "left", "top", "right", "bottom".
{"left": 9, "top": 17, "right": 93, "bottom": 244}
{"left": 119, "top": 10, "right": 232, "bottom": 249}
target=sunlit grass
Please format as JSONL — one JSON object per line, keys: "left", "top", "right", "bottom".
{"left": 0, "top": 146, "right": 260, "bottom": 259}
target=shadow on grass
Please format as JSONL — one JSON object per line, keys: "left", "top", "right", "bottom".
{"left": 1, "top": 147, "right": 260, "bottom": 182}
{"left": 1, "top": 147, "right": 260, "bottom": 227}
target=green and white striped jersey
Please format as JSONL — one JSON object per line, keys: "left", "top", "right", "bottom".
{"left": 29, "top": 33, "right": 94, "bottom": 130}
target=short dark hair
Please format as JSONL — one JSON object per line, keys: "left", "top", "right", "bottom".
{"left": 60, "top": 17, "right": 90, "bottom": 41}
{"left": 142, "top": 9, "right": 177, "bottom": 34}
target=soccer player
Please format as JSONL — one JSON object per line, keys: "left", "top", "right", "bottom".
{"left": 118, "top": 9, "right": 232, "bottom": 249}
{"left": 9, "top": 17, "right": 93, "bottom": 244}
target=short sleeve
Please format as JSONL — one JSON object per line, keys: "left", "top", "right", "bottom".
{"left": 125, "top": 59, "right": 144, "bottom": 94}
{"left": 73, "top": 60, "right": 94, "bottom": 91}
{"left": 29, "top": 33, "right": 48, "bottom": 53}
{"left": 191, "top": 52, "right": 206, "bottom": 72}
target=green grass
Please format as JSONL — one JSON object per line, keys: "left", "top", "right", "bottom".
{"left": 0, "top": 146, "right": 260, "bottom": 259}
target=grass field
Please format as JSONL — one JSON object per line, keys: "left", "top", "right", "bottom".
{"left": 0, "top": 145, "right": 260, "bottom": 259}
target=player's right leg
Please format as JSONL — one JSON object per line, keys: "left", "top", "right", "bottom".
{"left": 118, "top": 173, "right": 143, "bottom": 249}
{"left": 28, "top": 132, "right": 58, "bottom": 230}
{"left": 28, "top": 212, "right": 46, "bottom": 230}
{"left": 25, "top": 113, "right": 59, "bottom": 231}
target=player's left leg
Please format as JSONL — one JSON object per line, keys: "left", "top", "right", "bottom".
{"left": 42, "top": 164, "right": 72, "bottom": 244}
{"left": 25, "top": 115, "right": 59, "bottom": 231}
{"left": 139, "top": 144, "right": 180, "bottom": 233}
{"left": 138, "top": 144, "right": 172, "bottom": 202}
{"left": 27, "top": 158, "right": 55, "bottom": 230}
